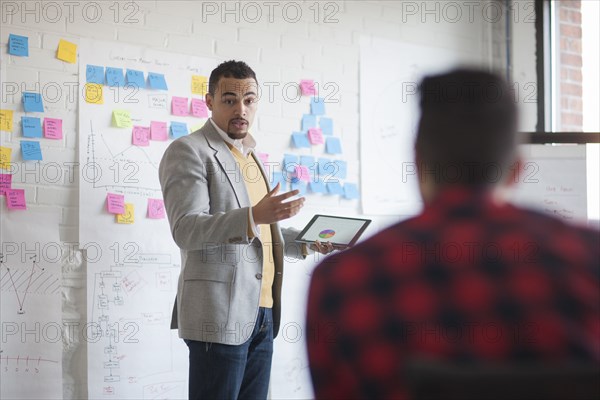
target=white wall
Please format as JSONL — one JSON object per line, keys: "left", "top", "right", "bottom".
{"left": 0, "top": 1, "right": 501, "bottom": 398}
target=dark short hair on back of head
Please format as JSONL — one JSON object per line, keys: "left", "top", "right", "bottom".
{"left": 208, "top": 60, "right": 258, "bottom": 95}
{"left": 415, "top": 68, "right": 519, "bottom": 187}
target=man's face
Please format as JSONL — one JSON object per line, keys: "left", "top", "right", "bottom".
{"left": 205, "top": 77, "right": 258, "bottom": 140}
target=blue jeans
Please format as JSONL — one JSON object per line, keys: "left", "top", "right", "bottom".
{"left": 185, "top": 307, "right": 274, "bottom": 400}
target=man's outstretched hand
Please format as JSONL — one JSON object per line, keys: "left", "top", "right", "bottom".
{"left": 253, "top": 183, "right": 305, "bottom": 225}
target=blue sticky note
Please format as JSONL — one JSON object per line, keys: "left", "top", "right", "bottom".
{"left": 302, "top": 114, "right": 317, "bottom": 131}
{"left": 291, "top": 132, "right": 310, "bottom": 148}
{"left": 344, "top": 183, "right": 360, "bottom": 200}
{"left": 325, "top": 137, "right": 342, "bottom": 154}
{"left": 126, "top": 69, "right": 145, "bottom": 88}
{"left": 309, "top": 178, "right": 327, "bottom": 194}
{"left": 8, "top": 34, "right": 29, "bottom": 57}
{"left": 319, "top": 117, "right": 333, "bottom": 135}
{"left": 21, "top": 116, "right": 42, "bottom": 138}
{"left": 327, "top": 181, "right": 344, "bottom": 195}
{"left": 332, "top": 160, "right": 348, "bottom": 179}
{"left": 148, "top": 72, "right": 168, "bottom": 90}
{"left": 291, "top": 181, "right": 307, "bottom": 196}
{"left": 22, "top": 92, "right": 44, "bottom": 112}
{"left": 170, "top": 122, "right": 188, "bottom": 138}
{"left": 271, "top": 171, "right": 288, "bottom": 191}
{"left": 310, "top": 97, "right": 325, "bottom": 115}
{"left": 106, "top": 67, "right": 125, "bottom": 87}
{"left": 20, "top": 140, "right": 42, "bottom": 161}
{"left": 300, "top": 155, "right": 315, "bottom": 167}
{"left": 86, "top": 65, "right": 105, "bottom": 84}
{"left": 318, "top": 158, "right": 331, "bottom": 176}
{"left": 283, "top": 154, "right": 298, "bottom": 171}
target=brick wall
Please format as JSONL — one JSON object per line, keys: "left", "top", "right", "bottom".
{"left": 558, "top": 0, "right": 583, "bottom": 131}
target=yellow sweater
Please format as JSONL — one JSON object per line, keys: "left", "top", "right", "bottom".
{"left": 228, "top": 144, "right": 275, "bottom": 308}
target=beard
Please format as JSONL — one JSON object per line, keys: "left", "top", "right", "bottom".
{"left": 227, "top": 131, "right": 247, "bottom": 140}
{"left": 227, "top": 118, "right": 249, "bottom": 140}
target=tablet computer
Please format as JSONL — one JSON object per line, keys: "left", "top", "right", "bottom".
{"left": 295, "top": 214, "right": 372, "bottom": 248}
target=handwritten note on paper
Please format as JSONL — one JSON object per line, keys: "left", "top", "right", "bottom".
{"left": 21, "top": 116, "right": 42, "bottom": 137}
{"left": 148, "top": 72, "right": 168, "bottom": 90}
{"left": 126, "top": 69, "right": 146, "bottom": 88}
{"left": 132, "top": 126, "right": 150, "bottom": 146}
{"left": 86, "top": 65, "right": 105, "bottom": 84}
{"left": 191, "top": 98, "right": 209, "bottom": 118}
{"left": 302, "top": 114, "right": 318, "bottom": 131}
{"left": 112, "top": 110, "right": 132, "bottom": 128}
{"left": 310, "top": 98, "right": 326, "bottom": 115}
{"left": 106, "top": 193, "right": 125, "bottom": 214}
{"left": 43, "top": 118, "right": 63, "bottom": 139}
{"left": 291, "top": 132, "right": 311, "bottom": 148}
{"left": 56, "top": 39, "right": 77, "bottom": 63}
{"left": 191, "top": 75, "right": 208, "bottom": 95}
{"left": 116, "top": 203, "right": 135, "bottom": 224}
{"left": 147, "top": 198, "right": 166, "bottom": 219}
{"left": 319, "top": 117, "right": 333, "bottom": 135}
{"left": 20, "top": 141, "right": 43, "bottom": 161}
{"left": 8, "top": 34, "right": 29, "bottom": 57}
{"left": 308, "top": 128, "right": 324, "bottom": 145}
{"left": 300, "top": 79, "right": 317, "bottom": 96}
{"left": 22, "top": 92, "right": 44, "bottom": 112}
{"left": 170, "top": 122, "right": 188, "bottom": 139}
{"left": 84, "top": 83, "right": 104, "bottom": 104}
{"left": 0, "top": 173, "right": 12, "bottom": 195}
{"left": 295, "top": 165, "right": 311, "bottom": 182}
{"left": 6, "top": 189, "right": 26, "bottom": 210}
{"left": 344, "top": 183, "right": 360, "bottom": 200}
{"left": 0, "top": 109, "right": 14, "bottom": 132}
{"left": 0, "top": 146, "right": 12, "bottom": 169}
{"left": 172, "top": 97, "right": 189, "bottom": 116}
{"left": 150, "top": 121, "right": 168, "bottom": 141}
{"left": 106, "top": 67, "right": 125, "bottom": 87}
{"left": 325, "top": 137, "right": 342, "bottom": 154}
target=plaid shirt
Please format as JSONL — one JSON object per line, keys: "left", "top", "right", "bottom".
{"left": 306, "top": 187, "right": 600, "bottom": 400}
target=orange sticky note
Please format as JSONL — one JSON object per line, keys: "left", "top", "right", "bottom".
{"left": 56, "top": 39, "right": 77, "bottom": 63}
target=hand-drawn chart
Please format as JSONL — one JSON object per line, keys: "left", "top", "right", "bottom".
{"left": 0, "top": 209, "right": 62, "bottom": 399}
{"left": 79, "top": 39, "right": 217, "bottom": 399}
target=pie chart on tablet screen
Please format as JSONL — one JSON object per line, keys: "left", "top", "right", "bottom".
{"left": 318, "top": 229, "right": 336, "bottom": 239}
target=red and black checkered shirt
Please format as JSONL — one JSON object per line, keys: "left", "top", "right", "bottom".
{"left": 306, "top": 187, "right": 600, "bottom": 400}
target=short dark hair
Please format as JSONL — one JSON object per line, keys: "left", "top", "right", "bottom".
{"left": 415, "top": 68, "right": 519, "bottom": 187}
{"left": 208, "top": 60, "right": 258, "bottom": 95}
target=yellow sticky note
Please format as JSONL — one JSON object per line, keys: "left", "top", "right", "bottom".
{"left": 191, "top": 75, "right": 208, "bottom": 96}
{"left": 116, "top": 203, "right": 135, "bottom": 224}
{"left": 57, "top": 39, "right": 77, "bottom": 63}
{"left": 0, "top": 109, "right": 14, "bottom": 132}
{"left": 85, "top": 83, "right": 104, "bottom": 104}
{"left": 112, "top": 110, "right": 132, "bottom": 128}
{"left": 0, "top": 146, "right": 12, "bottom": 170}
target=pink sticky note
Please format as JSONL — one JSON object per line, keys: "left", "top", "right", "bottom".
{"left": 256, "top": 152, "right": 269, "bottom": 165}
{"left": 191, "top": 98, "right": 209, "bottom": 118}
{"left": 300, "top": 79, "right": 317, "bottom": 96}
{"left": 171, "top": 96, "right": 189, "bottom": 116}
{"left": 150, "top": 121, "right": 168, "bottom": 141}
{"left": 0, "top": 173, "right": 12, "bottom": 195}
{"left": 43, "top": 118, "right": 63, "bottom": 139}
{"left": 132, "top": 126, "right": 150, "bottom": 146}
{"left": 308, "top": 128, "right": 324, "bottom": 145}
{"left": 6, "top": 189, "right": 26, "bottom": 210}
{"left": 295, "top": 165, "right": 311, "bottom": 182}
{"left": 147, "top": 198, "right": 166, "bottom": 219}
{"left": 106, "top": 193, "right": 125, "bottom": 214}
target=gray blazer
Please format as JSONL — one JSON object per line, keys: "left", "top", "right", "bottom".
{"left": 159, "top": 120, "right": 303, "bottom": 345}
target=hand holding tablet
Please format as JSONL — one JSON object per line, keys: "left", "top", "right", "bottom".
{"left": 296, "top": 214, "right": 371, "bottom": 250}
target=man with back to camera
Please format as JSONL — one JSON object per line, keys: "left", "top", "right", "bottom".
{"left": 306, "top": 69, "right": 600, "bottom": 399}
{"left": 159, "top": 60, "right": 333, "bottom": 399}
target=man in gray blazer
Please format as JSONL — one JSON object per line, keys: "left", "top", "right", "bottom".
{"left": 159, "top": 60, "right": 332, "bottom": 399}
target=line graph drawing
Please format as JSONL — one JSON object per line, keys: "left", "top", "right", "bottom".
{"left": 0, "top": 255, "right": 59, "bottom": 314}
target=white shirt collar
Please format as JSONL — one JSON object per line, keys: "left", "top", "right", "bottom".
{"left": 209, "top": 118, "right": 255, "bottom": 157}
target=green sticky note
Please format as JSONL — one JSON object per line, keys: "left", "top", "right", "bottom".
{"left": 112, "top": 109, "right": 132, "bottom": 128}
